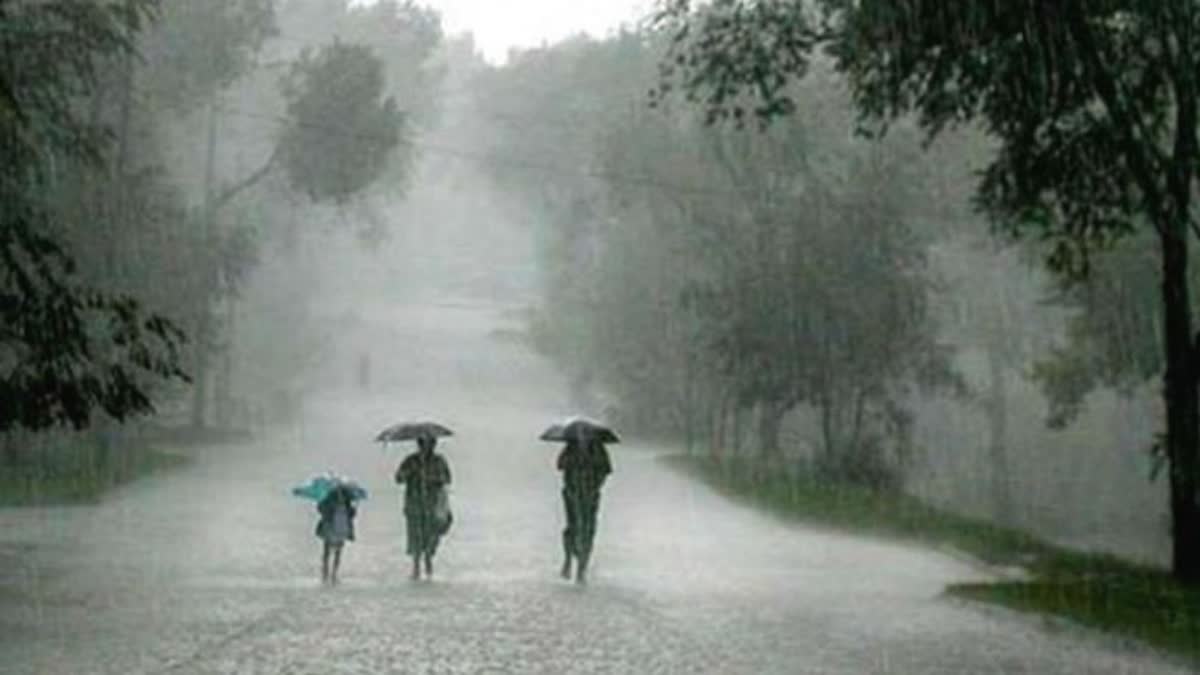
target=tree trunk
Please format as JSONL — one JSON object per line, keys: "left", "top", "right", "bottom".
{"left": 190, "top": 320, "right": 211, "bottom": 430}
{"left": 1065, "top": 0, "right": 1200, "bottom": 583}
{"left": 1162, "top": 31, "right": 1200, "bottom": 580}
{"left": 1167, "top": 17, "right": 1200, "bottom": 584}
{"left": 731, "top": 404, "right": 744, "bottom": 457}
{"left": 93, "top": 417, "right": 116, "bottom": 475}
{"left": 214, "top": 297, "right": 236, "bottom": 429}
{"left": 758, "top": 402, "right": 785, "bottom": 462}
{"left": 682, "top": 347, "right": 696, "bottom": 455}
{"left": 113, "top": 17, "right": 134, "bottom": 215}
{"left": 819, "top": 393, "right": 837, "bottom": 471}
{"left": 109, "top": 33, "right": 135, "bottom": 285}
{"left": 1161, "top": 218, "right": 1200, "bottom": 583}
{"left": 849, "top": 388, "right": 867, "bottom": 455}
{"left": 191, "top": 100, "right": 220, "bottom": 431}
{"left": 683, "top": 398, "right": 696, "bottom": 456}
{"left": 3, "top": 433, "right": 18, "bottom": 467}
{"left": 711, "top": 397, "right": 727, "bottom": 460}
{"left": 986, "top": 338, "right": 1012, "bottom": 524}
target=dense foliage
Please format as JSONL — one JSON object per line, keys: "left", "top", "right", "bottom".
{"left": 656, "top": 0, "right": 1200, "bottom": 580}
{"left": 474, "top": 35, "right": 957, "bottom": 487}
{"left": 280, "top": 42, "right": 404, "bottom": 203}
{"left": 0, "top": 0, "right": 188, "bottom": 432}
{"left": 0, "top": 0, "right": 442, "bottom": 437}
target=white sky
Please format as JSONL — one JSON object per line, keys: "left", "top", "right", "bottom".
{"left": 419, "top": 0, "right": 654, "bottom": 63}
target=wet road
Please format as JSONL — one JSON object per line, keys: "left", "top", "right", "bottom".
{"left": 0, "top": 300, "right": 1190, "bottom": 674}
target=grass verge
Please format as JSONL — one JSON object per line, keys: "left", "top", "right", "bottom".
{"left": 0, "top": 443, "right": 188, "bottom": 506}
{"left": 667, "top": 454, "right": 1200, "bottom": 664}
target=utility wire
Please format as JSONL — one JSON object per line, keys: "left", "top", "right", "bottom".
{"left": 129, "top": 85, "right": 773, "bottom": 207}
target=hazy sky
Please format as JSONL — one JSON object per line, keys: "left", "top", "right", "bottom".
{"left": 420, "top": 0, "right": 653, "bottom": 63}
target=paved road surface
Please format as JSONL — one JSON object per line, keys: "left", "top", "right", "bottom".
{"left": 0, "top": 301, "right": 1189, "bottom": 674}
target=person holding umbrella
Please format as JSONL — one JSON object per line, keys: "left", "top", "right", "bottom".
{"left": 317, "top": 483, "right": 359, "bottom": 585}
{"left": 543, "top": 418, "right": 617, "bottom": 584}
{"left": 293, "top": 474, "right": 368, "bottom": 586}
{"left": 384, "top": 422, "right": 454, "bottom": 580}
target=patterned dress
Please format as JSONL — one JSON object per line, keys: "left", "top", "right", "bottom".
{"left": 395, "top": 451, "right": 452, "bottom": 557}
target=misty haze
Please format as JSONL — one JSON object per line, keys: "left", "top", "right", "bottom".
{"left": 1, "top": 1, "right": 1199, "bottom": 673}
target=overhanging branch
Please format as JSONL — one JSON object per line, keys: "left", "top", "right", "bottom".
{"left": 214, "top": 145, "right": 279, "bottom": 212}
{"left": 1064, "top": 0, "right": 1168, "bottom": 230}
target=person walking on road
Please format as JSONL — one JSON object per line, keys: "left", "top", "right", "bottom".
{"left": 395, "top": 435, "right": 452, "bottom": 580}
{"left": 557, "top": 435, "right": 612, "bottom": 584}
{"left": 316, "top": 484, "right": 358, "bottom": 585}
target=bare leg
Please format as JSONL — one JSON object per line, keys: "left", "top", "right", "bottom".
{"left": 331, "top": 545, "right": 343, "bottom": 585}
{"left": 575, "top": 494, "right": 599, "bottom": 585}
{"left": 321, "top": 543, "right": 331, "bottom": 584}
{"left": 562, "top": 491, "right": 583, "bottom": 581}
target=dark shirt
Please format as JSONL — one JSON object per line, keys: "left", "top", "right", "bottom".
{"left": 318, "top": 487, "right": 357, "bottom": 518}
{"left": 395, "top": 451, "right": 451, "bottom": 513}
{"left": 316, "top": 487, "right": 357, "bottom": 539}
{"left": 557, "top": 441, "right": 612, "bottom": 496}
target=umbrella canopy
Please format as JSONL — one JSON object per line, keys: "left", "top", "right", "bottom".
{"left": 291, "top": 474, "right": 368, "bottom": 502}
{"left": 375, "top": 421, "right": 454, "bottom": 443}
{"left": 539, "top": 417, "right": 620, "bottom": 444}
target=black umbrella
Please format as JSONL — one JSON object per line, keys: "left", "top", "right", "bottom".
{"left": 539, "top": 417, "right": 620, "bottom": 444}
{"left": 375, "top": 421, "right": 454, "bottom": 443}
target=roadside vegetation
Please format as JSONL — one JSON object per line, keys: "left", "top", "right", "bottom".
{"left": 671, "top": 454, "right": 1200, "bottom": 664}
{"left": 0, "top": 433, "right": 187, "bottom": 506}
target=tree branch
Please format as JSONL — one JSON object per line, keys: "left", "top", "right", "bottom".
{"left": 1063, "top": 1, "right": 1168, "bottom": 229}
{"left": 214, "top": 145, "right": 279, "bottom": 212}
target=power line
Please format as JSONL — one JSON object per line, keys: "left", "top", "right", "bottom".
{"left": 141, "top": 17, "right": 700, "bottom": 174}
{"left": 228, "top": 101, "right": 762, "bottom": 204}
{"left": 257, "top": 23, "right": 674, "bottom": 136}
{"left": 129, "top": 85, "right": 771, "bottom": 207}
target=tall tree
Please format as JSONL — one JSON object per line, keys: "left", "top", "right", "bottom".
{"left": 139, "top": 1, "right": 413, "bottom": 427}
{"left": 657, "top": 0, "right": 1200, "bottom": 581}
{"left": 278, "top": 42, "right": 404, "bottom": 203}
{"left": 476, "top": 33, "right": 955, "bottom": 484}
{"left": 139, "top": 0, "right": 278, "bottom": 430}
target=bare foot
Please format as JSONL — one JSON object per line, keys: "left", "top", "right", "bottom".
{"left": 575, "top": 555, "right": 589, "bottom": 585}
